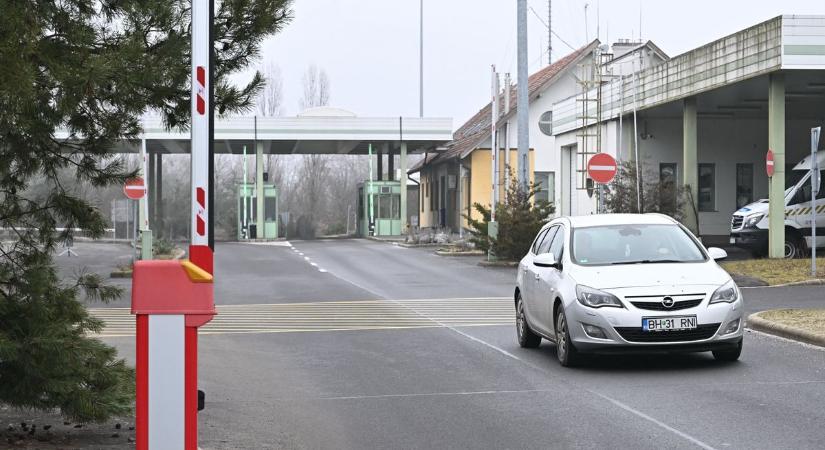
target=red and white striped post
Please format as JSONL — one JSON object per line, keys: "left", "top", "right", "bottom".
{"left": 132, "top": 1, "right": 215, "bottom": 448}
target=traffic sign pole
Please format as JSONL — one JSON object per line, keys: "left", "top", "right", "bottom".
{"left": 131, "top": 2, "right": 215, "bottom": 449}
{"left": 811, "top": 127, "right": 820, "bottom": 277}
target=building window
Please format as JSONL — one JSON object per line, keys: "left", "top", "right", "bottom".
{"left": 534, "top": 171, "right": 555, "bottom": 203}
{"left": 538, "top": 111, "right": 553, "bottom": 136}
{"left": 736, "top": 163, "right": 754, "bottom": 209}
{"left": 698, "top": 163, "right": 715, "bottom": 212}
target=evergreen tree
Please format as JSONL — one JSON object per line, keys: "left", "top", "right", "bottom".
{"left": 465, "top": 172, "right": 555, "bottom": 261}
{"left": 0, "top": 0, "right": 292, "bottom": 422}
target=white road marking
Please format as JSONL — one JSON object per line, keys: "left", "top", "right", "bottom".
{"left": 88, "top": 298, "right": 514, "bottom": 337}
{"left": 303, "top": 256, "right": 310, "bottom": 261}
{"left": 320, "top": 388, "right": 555, "bottom": 401}
{"left": 319, "top": 269, "right": 328, "bottom": 273}
{"left": 589, "top": 391, "right": 717, "bottom": 450}
{"left": 310, "top": 262, "right": 318, "bottom": 267}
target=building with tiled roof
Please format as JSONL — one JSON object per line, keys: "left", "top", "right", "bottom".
{"left": 409, "top": 41, "right": 606, "bottom": 232}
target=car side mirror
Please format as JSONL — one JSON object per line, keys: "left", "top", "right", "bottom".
{"left": 533, "top": 253, "right": 558, "bottom": 268}
{"left": 707, "top": 247, "right": 728, "bottom": 261}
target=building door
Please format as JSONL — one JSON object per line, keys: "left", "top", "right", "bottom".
{"left": 561, "top": 145, "right": 577, "bottom": 216}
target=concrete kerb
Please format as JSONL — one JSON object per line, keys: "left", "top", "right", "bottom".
{"left": 435, "top": 249, "right": 485, "bottom": 257}
{"left": 747, "top": 311, "right": 825, "bottom": 348}
{"left": 740, "top": 278, "right": 825, "bottom": 289}
{"left": 478, "top": 260, "right": 519, "bottom": 268}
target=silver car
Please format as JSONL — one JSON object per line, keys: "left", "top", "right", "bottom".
{"left": 515, "top": 213, "right": 744, "bottom": 366}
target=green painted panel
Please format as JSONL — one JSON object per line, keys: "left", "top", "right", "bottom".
{"left": 784, "top": 45, "right": 825, "bottom": 56}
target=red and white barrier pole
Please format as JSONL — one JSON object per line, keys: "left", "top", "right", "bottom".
{"left": 132, "top": 1, "right": 215, "bottom": 448}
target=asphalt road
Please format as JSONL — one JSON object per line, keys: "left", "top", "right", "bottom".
{"left": 63, "top": 240, "right": 825, "bottom": 449}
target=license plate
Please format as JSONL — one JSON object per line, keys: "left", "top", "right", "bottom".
{"left": 643, "top": 316, "right": 697, "bottom": 332}
{"left": 729, "top": 237, "right": 736, "bottom": 244}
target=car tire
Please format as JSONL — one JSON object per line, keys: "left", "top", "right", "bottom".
{"left": 516, "top": 293, "right": 541, "bottom": 348}
{"left": 712, "top": 340, "right": 742, "bottom": 362}
{"left": 555, "top": 305, "right": 582, "bottom": 367}
{"left": 785, "top": 234, "right": 806, "bottom": 259}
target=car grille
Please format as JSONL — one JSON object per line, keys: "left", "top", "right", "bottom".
{"left": 731, "top": 215, "right": 743, "bottom": 230}
{"left": 630, "top": 299, "right": 703, "bottom": 311}
{"left": 614, "top": 323, "right": 720, "bottom": 343}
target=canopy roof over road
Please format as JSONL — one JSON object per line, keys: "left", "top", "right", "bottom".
{"left": 56, "top": 108, "right": 453, "bottom": 155}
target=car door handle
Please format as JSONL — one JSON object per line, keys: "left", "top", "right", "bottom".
{"left": 534, "top": 274, "right": 541, "bottom": 280}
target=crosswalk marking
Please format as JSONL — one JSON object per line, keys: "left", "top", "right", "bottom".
{"left": 88, "top": 297, "right": 515, "bottom": 337}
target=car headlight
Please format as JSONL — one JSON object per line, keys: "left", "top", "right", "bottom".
{"left": 744, "top": 213, "right": 764, "bottom": 228}
{"left": 576, "top": 285, "right": 624, "bottom": 308}
{"left": 710, "top": 279, "right": 739, "bottom": 304}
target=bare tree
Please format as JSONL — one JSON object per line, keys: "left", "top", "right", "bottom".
{"left": 299, "top": 64, "right": 331, "bottom": 110}
{"left": 257, "top": 61, "right": 284, "bottom": 117}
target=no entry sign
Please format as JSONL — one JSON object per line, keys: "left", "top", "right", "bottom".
{"left": 587, "top": 153, "right": 617, "bottom": 184}
{"left": 766, "top": 149, "right": 775, "bottom": 177}
{"left": 123, "top": 177, "right": 146, "bottom": 200}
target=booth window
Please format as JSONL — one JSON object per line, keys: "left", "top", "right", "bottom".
{"left": 736, "top": 163, "right": 753, "bottom": 209}
{"left": 534, "top": 171, "right": 555, "bottom": 203}
{"left": 265, "top": 197, "right": 277, "bottom": 221}
{"left": 375, "top": 194, "right": 401, "bottom": 220}
{"left": 698, "top": 163, "right": 715, "bottom": 211}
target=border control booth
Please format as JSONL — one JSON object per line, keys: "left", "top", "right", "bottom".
{"left": 237, "top": 183, "right": 278, "bottom": 240}
{"left": 358, "top": 180, "right": 402, "bottom": 236}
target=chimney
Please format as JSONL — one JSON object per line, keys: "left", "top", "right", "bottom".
{"left": 612, "top": 38, "right": 644, "bottom": 59}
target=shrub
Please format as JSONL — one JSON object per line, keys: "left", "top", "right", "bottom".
{"left": 465, "top": 174, "right": 555, "bottom": 260}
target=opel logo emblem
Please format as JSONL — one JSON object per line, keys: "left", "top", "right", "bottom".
{"left": 662, "top": 296, "right": 675, "bottom": 308}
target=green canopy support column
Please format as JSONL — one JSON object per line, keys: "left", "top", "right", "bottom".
{"left": 400, "top": 142, "right": 408, "bottom": 232}
{"left": 156, "top": 152, "right": 163, "bottom": 238}
{"left": 139, "top": 140, "right": 152, "bottom": 260}
{"left": 682, "top": 96, "right": 699, "bottom": 235}
{"left": 768, "top": 72, "right": 786, "bottom": 259}
{"left": 256, "top": 141, "right": 264, "bottom": 239}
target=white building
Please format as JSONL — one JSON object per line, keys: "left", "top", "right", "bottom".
{"left": 550, "top": 15, "right": 825, "bottom": 251}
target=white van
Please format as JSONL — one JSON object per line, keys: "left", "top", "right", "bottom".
{"left": 730, "top": 152, "right": 825, "bottom": 258}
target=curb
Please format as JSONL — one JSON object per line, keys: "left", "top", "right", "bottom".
{"left": 747, "top": 311, "right": 825, "bottom": 348}
{"left": 435, "top": 250, "right": 484, "bottom": 257}
{"left": 478, "top": 260, "right": 519, "bottom": 268}
{"left": 740, "top": 279, "right": 825, "bottom": 289}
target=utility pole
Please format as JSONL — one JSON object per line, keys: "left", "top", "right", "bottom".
{"left": 517, "top": 0, "right": 529, "bottom": 187}
{"left": 504, "top": 73, "right": 511, "bottom": 189}
{"left": 419, "top": 0, "right": 424, "bottom": 117}
{"left": 488, "top": 66, "right": 500, "bottom": 262}
{"left": 547, "top": 0, "right": 552, "bottom": 64}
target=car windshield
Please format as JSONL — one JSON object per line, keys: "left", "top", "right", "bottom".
{"left": 571, "top": 224, "right": 707, "bottom": 266}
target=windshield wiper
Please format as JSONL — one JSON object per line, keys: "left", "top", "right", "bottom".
{"left": 611, "top": 259, "right": 682, "bottom": 265}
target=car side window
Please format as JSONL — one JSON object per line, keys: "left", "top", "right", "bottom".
{"left": 547, "top": 226, "right": 565, "bottom": 261}
{"left": 531, "top": 228, "right": 549, "bottom": 254}
{"left": 537, "top": 226, "right": 558, "bottom": 254}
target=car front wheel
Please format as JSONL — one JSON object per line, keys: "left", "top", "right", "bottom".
{"left": 516, "top": 293, "right": 541, "bottom": 348}
{"left": 712, "top": 340, "right": 742, "bottom": 362}
{"left": 555, "top": 305, "right": 582, "bottom": 367}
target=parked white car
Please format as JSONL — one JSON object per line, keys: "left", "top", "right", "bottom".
{"left": 730, "top": 151, "right": 825, "bottom": 258}
{"left": 515, "top": 213, "right": 743, "bottom": 366}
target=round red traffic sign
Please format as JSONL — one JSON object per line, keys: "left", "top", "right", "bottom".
{"left": 587, "top": 153, "right": 617, "bottom": 184}
{"left": 123, "top": 177, "right": 146, "bottom": 200}
{"left": 766, "top": 149, "right": 775, "bottom": 177}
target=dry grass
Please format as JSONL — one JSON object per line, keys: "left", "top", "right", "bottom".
{"left": 758, "top": 309, "right": 825, "bottom": 337}
{"left": 721, "top": 257, "right": 825, "bottom": 285}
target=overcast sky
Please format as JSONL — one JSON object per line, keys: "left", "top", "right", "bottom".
{"left": 247, "top": 0, "right": 823, "bottom": 129}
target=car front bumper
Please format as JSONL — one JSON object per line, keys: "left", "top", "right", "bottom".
{"left": 730, "top": 227, "right": 768, "bottom": 252}
{"left": 565, "top": 298, "right": 744, "bottom": 354}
